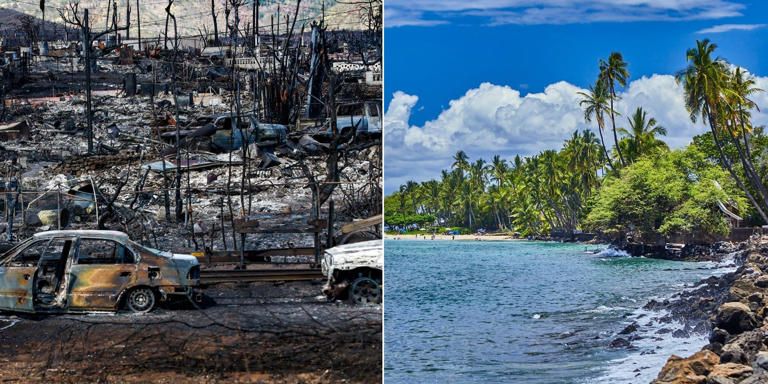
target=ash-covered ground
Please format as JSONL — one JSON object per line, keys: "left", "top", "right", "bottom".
{"left": 1, "top": 19, "right": 383, "bottom": 382}
{"left": 0, "top": 281, "right": 382, "bottom": 383}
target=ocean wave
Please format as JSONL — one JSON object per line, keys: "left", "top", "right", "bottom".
{"left": 587, "top": 307, "right": 707, "bottom": 383}
{"left": 594, "top": 248, "right": 631, "bottom": 258}
{"left": 585, "top": 305, "right": 629, "bottom": 314}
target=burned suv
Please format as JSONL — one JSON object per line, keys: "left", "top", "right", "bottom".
{"left": 321, "top": 240, "right": 382, "bottom": 304}
{"left": 0, "top": 230, "right": 200, "bottom": 314}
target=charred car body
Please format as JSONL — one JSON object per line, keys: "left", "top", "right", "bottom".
{"left": 314, "top": 100, "right": 382, "bottom": 141}
{"left": 335, "top": 101, "right": 382, "bottom": 136}
{"left": 321, "top": 240, "right": 382, "bottom": 304}
{"left": 160, "top": 113, "right": 287, "bottom": 153}
{"left": 0, "top": 230, "right": 200, "bottom": 314}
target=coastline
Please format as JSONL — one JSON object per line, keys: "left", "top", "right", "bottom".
{"left": 651, "top": 235, "right": 768, "bottom": 383}
{"left": 386, "top": 233, "right": 768, "bottom": 382}
{"left": 384, "top": 233, "right": 526, "bottom": 241}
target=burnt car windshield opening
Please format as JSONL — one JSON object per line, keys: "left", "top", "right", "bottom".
{"left": 77, "top": 239, "right": 135, "bottom": 264}
{"left": 338, "top": 104, "right": 364, "bottom": 116}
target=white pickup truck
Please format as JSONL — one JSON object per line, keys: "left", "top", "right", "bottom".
{"left": 336, "top": 101, "right": 382, "bottom": 136}
{"left": 315, "top": 101, "right": 382, "bottom": 140}
{"left": 320, "top": 240, "right": 383, "bottom": 304}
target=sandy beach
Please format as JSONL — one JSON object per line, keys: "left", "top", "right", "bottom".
{"left": 384, "top": 233, "right": 524, "bottom": 241}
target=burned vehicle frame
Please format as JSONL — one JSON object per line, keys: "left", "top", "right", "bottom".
{"left": 321, "top": 240, "right": 382, "bottom": 304}
{"left": 160, "top": 113, "right": 288, "bottom": 153}
{"left": 0, "top": 230, "right": 200, "bottom": 314}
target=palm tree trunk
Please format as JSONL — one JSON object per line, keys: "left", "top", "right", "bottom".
{"left": 596, "top": 123, "right": 615, "bottom": 171}
{"left": 708, "top": 109, "right": 768, "bottom": 223}
{"left": 725, "top": 120, "right": 768, "bottom": 217}
{"left": 609, "top": 84, "right": 626, "bottom": 166}
{"left": 737, "top": 114, "right": 767, "bottom": 203}
{"left": 468, "top": 203, "right": 473, "bottom": 230}
{"left": 741, "top": 113, "right": 754, "bottom": 160}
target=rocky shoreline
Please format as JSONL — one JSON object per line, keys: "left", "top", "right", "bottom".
{"left": 647, "top": 235, "right": 768, "bottom": 383}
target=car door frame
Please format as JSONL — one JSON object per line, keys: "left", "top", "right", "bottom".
{"left": 33, "top": 235, "right": 80, "bottom": 312}
{"left": 66, "top": 237, "right": 139, "bottom": 311}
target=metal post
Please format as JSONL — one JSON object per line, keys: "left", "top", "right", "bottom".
{"left": 327, "top": 199, "right": 334, "bottom": 248}
{"left": 56, "top": 186, "right": 61, "bottom": 230}
{"left": 84, "top": 9, "right": 94, "bottom": 154}
{"left": 313, "top": 184, "right": 321, "bottom": 266}
{"left": 20, "top": 189, "right": 24, "bottom": 228}
{"left": 240, "top": 233, "right": 245, "bottom": 269}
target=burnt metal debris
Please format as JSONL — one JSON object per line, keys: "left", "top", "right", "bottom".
{"left": 0, "top": 229, "right": 201, "bottom": 314}
{"left": 0, "top": 1, "right": 382, "bottom": 382}
{"left": 0, "top": 0, "right": 382, "bottom": 306}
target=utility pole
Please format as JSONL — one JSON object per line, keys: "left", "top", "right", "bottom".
{"left": 126, "top": 0, "right": 131, "bottom": 40}
{"left": 136, "top": 0, "right": 141, "bottom": 51}
{"left": 39, "top": 0, "right": 45, "bottom": 50}
{"left": 251, "top": 0, "right": 260, "bottom": 48}
{"left": 83, "top": 9, "right": 94, "bottom": 154}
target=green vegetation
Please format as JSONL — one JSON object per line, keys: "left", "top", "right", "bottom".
{"left": 385, "top": 40, "right": 767, "bottom": 243}
{"left": 584, "top": 145, "right": 747, "bottom": 243}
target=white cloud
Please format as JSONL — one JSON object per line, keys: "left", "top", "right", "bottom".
{"left": 696, "top": 23, "right": 767, "bottom": 34}
{"left": 385, "top": 0, "right": 745, "bottom": 27}
{"left": 384, "top": 8, "right": 448, "bottom": 27}
{"left": 384, "top": 73, "right": 768, "bottom": 193}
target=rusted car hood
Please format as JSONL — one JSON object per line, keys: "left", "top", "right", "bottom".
{"left": 322, "top": 240, "right": 382, "bottom": 276}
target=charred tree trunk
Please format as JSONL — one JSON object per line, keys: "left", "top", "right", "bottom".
{"left": 136, "top": 0, "right": 141, "bottom": 50}
{"left": 125, "top": 0, "right": 131, "bottom": 40}
{"left": 211, "top": 0, "right": 219, "bottom": 45}
{"left": 165, "top": 0, "right": 183, "bottom": 222}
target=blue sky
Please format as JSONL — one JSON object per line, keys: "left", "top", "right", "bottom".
{"left": 383, "top": 0, "right": 768, "bottom": 193}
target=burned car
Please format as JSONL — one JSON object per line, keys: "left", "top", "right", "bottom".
{"left": 0, "top": 230, "right": 200, "bottom": 314}
{"left": 314, "top": 100, "right": 382, "bottom": 142}
{"left": 335, "top": 100, "right": 382, "bottom": 136}
{"left": 321, "top": 240, "right": 382, "bottom": 304}
{"left": 160, "top": 113, "right": 287, "bottom": 152}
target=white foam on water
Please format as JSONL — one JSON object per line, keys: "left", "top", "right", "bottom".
{"left": 595, "top": 248, "right": 631, "bottom": 258}
{"left": 585, "top": 305, "right": 630, "bottom": 314}
{"left": 587, "top": 257, "right": 740, "bottom": 383}
{"left": 586, "top": 308, "right": 706, "bottom": 384}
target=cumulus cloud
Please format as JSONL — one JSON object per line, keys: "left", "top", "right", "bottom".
{"left": 384, "top": 73, "right": 768, "bottom": 193}
{"left": 385, "top": 0, "right": 745, "bottom": 27}
{"left": 696, "top": 23, "right": 767, "bottom": 34}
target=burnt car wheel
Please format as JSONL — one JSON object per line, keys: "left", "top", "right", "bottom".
{"left": 126, "top": 287, "right": 156, "bottom": 313}
{"left": 348, "top": 277, "right": 382, "bottom": 305}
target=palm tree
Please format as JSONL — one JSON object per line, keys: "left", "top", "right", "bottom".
{"left": 618, "top": 107, "right": 669, "bottom": 163}
{"left": 488, "top": 155, "right": 508, "bottom": 188}
{"left": 599, "top": 52, "right": 629, "bottom": 167}
{"left": 452, "top": 150, "right": 470, "bottom": 174}
{"left": 403, "top": 180, "right": 419, "bottom": 214}
{"left": 578, "top": 79, "right": 614, "bottom": 170}
{"left": 728, "top": 68, "right": 761, "bottom": 157}
{"left": 722, "top": 68, "right": 768, "bottom": 209}
{"left": 676, "top": 39, "right": 768, "bottom": 223}
{"left": 487, "top": 155, "right": 509, "bottom": 229}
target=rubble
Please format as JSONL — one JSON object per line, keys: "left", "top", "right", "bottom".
{"left": 0, "top": 0, "right": 382, "bottom": 380}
